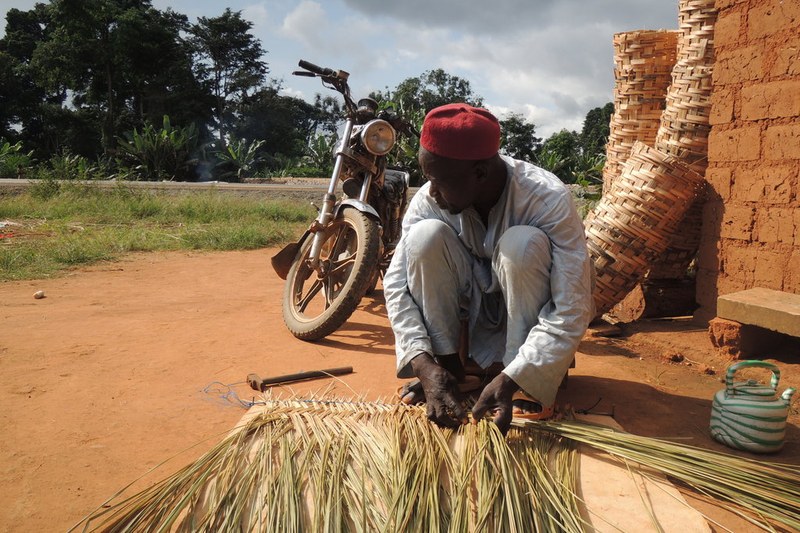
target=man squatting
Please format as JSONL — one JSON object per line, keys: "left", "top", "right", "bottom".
{"left": 384, "top": 103, "right": 594, "bottom": 435}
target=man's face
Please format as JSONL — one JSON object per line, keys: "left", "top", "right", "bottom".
{"left": 419, "top": 148, "right": 479, "bottom": 215}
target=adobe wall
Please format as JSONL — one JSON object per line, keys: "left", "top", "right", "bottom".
{"left": 696, "top": 0, "right": 800, "bottom": 322}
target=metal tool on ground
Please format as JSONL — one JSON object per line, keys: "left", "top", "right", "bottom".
{"left": 247, "top": 366, "right": 354, "bottom": 392}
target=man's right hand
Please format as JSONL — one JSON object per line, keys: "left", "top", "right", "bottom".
{"left": 410, "top": 352, "right": 468, "bottom": 428}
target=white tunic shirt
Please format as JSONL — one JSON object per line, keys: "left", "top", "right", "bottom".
{"left": 384, "top": 155, "right": 594, "bottom": 402}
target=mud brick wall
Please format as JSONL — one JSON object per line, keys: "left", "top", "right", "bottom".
{"left": 696, "top": 0, "right": 800, "bottom": 322}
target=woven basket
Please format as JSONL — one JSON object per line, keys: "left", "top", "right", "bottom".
{"left": 653, "top": 0, "right": 716, "bottom": 172}
{"left": 587, "top": 142, "right": 703, "bottom": 315}
{"left": 646, "top": 0, "right": 716, "bottom": 280}
{"left": 647, "top": 188, "right": 706, "bottom": 279}
{"left": 603, "top": 30, "right": 678, "bottom": 193}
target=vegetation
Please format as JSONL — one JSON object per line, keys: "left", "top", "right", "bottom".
{"left": 1, "top": 1, "right": 612, "bottom": 184}
{"left": 0, "top": 183, "right": 314, "bottom": 281}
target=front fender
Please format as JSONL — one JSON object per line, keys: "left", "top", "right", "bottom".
{"left": 270, "top": 230, "right": 310, "bottom": 280}
{"left": 334, "top": 198, "right": 380, "bottom": 222}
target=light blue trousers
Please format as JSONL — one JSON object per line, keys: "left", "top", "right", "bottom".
{"left": 401, "top": 219, "right": 552, "bottom": 371}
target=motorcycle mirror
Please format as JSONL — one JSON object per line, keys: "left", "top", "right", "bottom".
{"left": 292, "top": 71, "right": 316, "bottom": 77}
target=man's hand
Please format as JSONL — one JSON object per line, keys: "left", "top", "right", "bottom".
{"left": 471, "top": 373, "right": 520, "bottom": 435}
{"left": 410, "top": 352, "right": 468, "bottom": 428}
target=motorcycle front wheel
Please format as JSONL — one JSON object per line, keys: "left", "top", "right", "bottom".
{"left": 282, "top": 208, "right": 381, "bottom": 341}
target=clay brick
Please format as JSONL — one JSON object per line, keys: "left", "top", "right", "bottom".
{"left": 762, "top": 165, "right": 796, "bottom": 204}
{"left": 714, "top": 46, "right": 764, "bottom": 85}
{"left": 795, "top": 209, "right": 800, "bottom": 246}
{"left": 748, "top": 0, "right": 800, "bottom": 41}
{"left": 764, "top": 124, "right": 800, "bottom": 160}
{"left": 754, "top": 250, "right": 785, "bottom": 288}
{"left": 741, "top": 81, "right": 800, "bottom": 120}
{"left": 723, "top": 245, "right": 756, "bottom": 279}
{"left": 715, "top": 0, "right": 739, "bottom": 10}
{"left": 715, "top": 11, "right": 742, "bottom": 48}
{"left": 720, "top": 205, "right": 755, "bottom": 240}
{"left": 729, "top": 165, "right": 795, "bottom": 205}
{"left": 771, "top": 45, "right": 800, "bottom": 77}
{"left": 710, "top": 88, "right": 735, "bottom": 125}
{"left": 708, "top": 127, "right": 761, "bottom": 162}
{"left": 708, "top": 317, "right": 743, "bottom": 358}
{"left": 786, "top": 250, "right": 800, "bottom": 292}
{"left": 696, "top": 233, "right": 721, "bottom": 271}
{"left": 695, "top": 268, "right": 719, "bottom": 312}
{"left": 755, "top": 208, "right": 794, "bottom": 244}
{"left": 731, "top": 167, "right": 764, "bottom": 202}
{"left": 717, "top": 268, "right": 750, "bottom": 297}
{"left": 706, "top": 167, "right": 733, "bottom": 201}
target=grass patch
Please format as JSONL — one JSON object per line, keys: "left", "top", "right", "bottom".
{"left": 0, "top": 182, "right": 315, "bottom": 281}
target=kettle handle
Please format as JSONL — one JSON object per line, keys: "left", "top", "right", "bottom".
{"left": 726, "top": 360, "right": 780, "bottom": 394}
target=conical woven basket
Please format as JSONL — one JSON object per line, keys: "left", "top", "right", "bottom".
{"left": 603, "top": 29, "right": 678, "bottom": 192}
{"left": 653, "top": 0, "right": 716, "bottom": 173}
{"left": 647, "top": 185, "right": 706, "bottom": 280}
{"left": 587, "top": 142, "right": 703, "bottom": 315}
{"left": 647, "top": 0, "right": 716, "bottom": 279}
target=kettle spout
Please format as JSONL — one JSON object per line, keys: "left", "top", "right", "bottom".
{"left": 781, "top": 387, "right": 796, "bottom": 404}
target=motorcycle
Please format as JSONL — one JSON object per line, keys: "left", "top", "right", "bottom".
{"left": 271, "top": 60, "right": 417, "bottom": 341}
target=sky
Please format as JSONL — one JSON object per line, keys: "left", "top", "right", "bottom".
{"left": 0, "top": 0, "right": 679, "bottom": 138}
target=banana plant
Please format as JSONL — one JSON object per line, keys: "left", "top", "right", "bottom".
{"left": 215, "top": 138, "right": 265, "bottom": 182}
{"left": 116, "top": 115, "right": 199, "bottom": 181}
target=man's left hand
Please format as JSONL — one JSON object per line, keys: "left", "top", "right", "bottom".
{"left": 471, "top": 373, "right": 519, "bottom": 435}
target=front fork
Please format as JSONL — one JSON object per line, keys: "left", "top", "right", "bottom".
{"left": 307, "top": 120, "right": 354, "bottom": 270}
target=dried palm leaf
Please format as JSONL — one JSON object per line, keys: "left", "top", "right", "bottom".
{"left": 73, "top": 398, "right": 800, "bottom": 532}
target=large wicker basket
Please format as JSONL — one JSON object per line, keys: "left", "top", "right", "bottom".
{"left": 648, "top": 0, "right": 716, "bottom": 279}
{"left": 603, "top": 30, "right": 678, "bottom": 193}
{"left": 587, "top": 142, "right": 703, "bottom": 315}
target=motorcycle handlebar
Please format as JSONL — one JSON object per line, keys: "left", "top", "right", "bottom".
{"left": 298, "top": 59, "right": 331, "bottom": 76}
{"left": 297, "top": 59, "right": 350, "bottom": 81}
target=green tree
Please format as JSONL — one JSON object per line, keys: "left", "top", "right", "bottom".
{"left": 580, "top": 102, "right": 613, "bottom": 157}
{"left": 499, "top": 112, "right": 541, "bottom": 162}
{"left": 190, "top": 8, "right": 268, "bottom": 148}
{"left": 231, "top": 85, "right": 317, "bottom": 171}
{"left": 372, "top": 68, "right": 483, "bottom": 116}
{"left": 539, "top": 129, "right": 580, "bottom": 183}
{"left": 0, "top": 5, "right": 54, "bottom": 145}
{"left": 15, "top": 0, "right": 211, "bottom": 158}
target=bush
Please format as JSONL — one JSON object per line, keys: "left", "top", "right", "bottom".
{"left": 116, "top": 115, "right": 199, "bottom": 181}
{"left": 0, "top": 139, "right": 34, "bottom": 179}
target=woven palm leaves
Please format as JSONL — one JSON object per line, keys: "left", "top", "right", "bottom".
{"left": 75, "top": 398, "right": 800, "bottom": 532}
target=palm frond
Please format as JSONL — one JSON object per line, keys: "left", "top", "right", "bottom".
{"left": 73, "top": 398, "right": 800, "bottom": 532}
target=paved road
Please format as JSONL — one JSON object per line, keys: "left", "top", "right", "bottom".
{"left": 0, "top": 178, "right": 421, "bottom": 203}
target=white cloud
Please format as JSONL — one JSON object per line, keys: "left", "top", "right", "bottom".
{"left": 280, "top": 1, "right": 328, "bottom": 48}
{"left": 242, "top": 3, "right": 270, "bottom": 27}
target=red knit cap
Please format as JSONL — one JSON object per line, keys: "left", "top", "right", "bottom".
{"left": 420, "top": 103, "right": 501, "bottom": 160}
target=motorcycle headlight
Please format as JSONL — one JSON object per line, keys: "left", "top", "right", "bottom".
{"left": 360, "top": 119, "right": 396, "bottom": 156}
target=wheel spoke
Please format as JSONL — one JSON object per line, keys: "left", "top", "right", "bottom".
{"left": 296, "top": 278, "right": 324, "bottom": 312}
{"left": 325, "top": 224, "right": 348, "bottom": 259}
{"left": 328, "top": 250, "right": 357, "bottom": 277}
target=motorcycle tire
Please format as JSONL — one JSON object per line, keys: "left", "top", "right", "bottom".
{"left": 282, "top": 208, "right": 381, "bottom": 341}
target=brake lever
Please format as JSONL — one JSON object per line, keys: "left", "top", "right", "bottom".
{"left": 292, "top": 70, "right": 316, "bottom": 77}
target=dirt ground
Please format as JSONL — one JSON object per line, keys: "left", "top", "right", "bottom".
{"left": 1, "top": 249, "right": 798, "bottom": 532}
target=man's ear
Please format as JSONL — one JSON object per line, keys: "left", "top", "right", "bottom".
{"left": 473, "top": 160, "right": 489, "bottom": 182}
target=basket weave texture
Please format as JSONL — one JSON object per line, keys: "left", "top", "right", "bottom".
{"left": 648, "top": 0, "right": 716, "bottom": 278}
{"left": 590, "top": 0, "right": 717, "bottom": 312}
{"left": 603, "top": 30, "right": 678, "bottom": 192}
{"left": 587, "top": 142, "right": 703, "bottom": 315}
{"left": 653, "top": 0, "right": 716, "bottom": 173}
